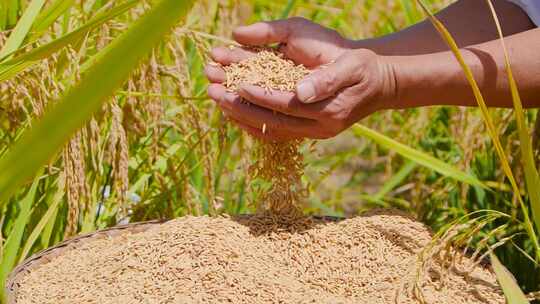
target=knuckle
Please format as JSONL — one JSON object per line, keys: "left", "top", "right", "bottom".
{"left": 314, "top": 73, "right": 338, "bottom": 95}
{"left": 289, "top": 16, "right": 309, "bottom": 24}
{"left": 350, "top": 48, "right": 375, "bottom": 58}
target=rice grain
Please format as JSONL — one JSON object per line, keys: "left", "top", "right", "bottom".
{"left": 14, "top": 210, "right": 504, "bottom": 304}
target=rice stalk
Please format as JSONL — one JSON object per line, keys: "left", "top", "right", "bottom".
{"left": 415, "top": 0, "right": 540, "bottom": 260}
{"left": 484, "top": 0, "right": 540, "bottom": 251}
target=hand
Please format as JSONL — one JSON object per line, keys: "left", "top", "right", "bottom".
{"left": 205, "top": 18, "right": 397, "bottom": 141}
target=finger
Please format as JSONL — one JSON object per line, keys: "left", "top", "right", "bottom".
{"left": 216, "top": 91, "right": 317, "bottom": 136}
{"left": 228, "top": 117, "right": 300, "bottom": 142}
{"left": 209, "top": 84, "right": 321, "bottom": 138}
{"left": 233, "top": 19, "right": 293, "bottom": 46}
{"left": 207, "top": 83, "right": 232, "bottom": 102}
{"left": 204, "top": 64, "right": 226, "bottom": 83}
{"left": 238, "top": 84, "right": 323, "bottom": 119}
{"left": 296, "top": 50, "right": 362, "bottom": 104}
{"left": 210, "top": 46, "right": 256, "bottom": 65}
{"left": 221, "top": 97, "right": 314, "bottom": 136}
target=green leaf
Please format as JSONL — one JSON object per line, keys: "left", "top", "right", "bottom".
{"left": 400, "top": 0, "right": 421, "bottom": 24}
{"left": 373, "top": 160, "right": 417, "bottom": 201}
{"left": 415, "top": 0, "right": 540, "bottom": 260}
{"left": 0, "top": 0, "right": 47, "bottom": 59}
{"left": 351, "top": 124, "right": 487, "bottom": 189}
{"left": 279, "top": 0, "right": 296, "bottom": 19}
{"left": 18, "top": 177, "right": 64, "bottom": 264}
{"left": 0, "top": 0, "right": 140, "bottom": 81}
{"left": 30, "top": 0, "right": 76, "bottom": 38}
{"left": 0, "top": 174, "right": 40, "bottom": 298}
{"left": 490, "top": 253, "right": 529, "bottom": 304}
{"left": 7, "top": 0, "right": 19, "bottom": 28}
{"left": 484, "top": 0, "right": 540, "bottom": 253}
{"left": 0, "top": 2, "right": 7, "bottom": 30}
{"left": 0, "top": 0, "right": 196, "bottom": 204}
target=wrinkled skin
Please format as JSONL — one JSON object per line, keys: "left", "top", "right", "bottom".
{"left": 205, "top": 17, "right": 397, "bottom": 142}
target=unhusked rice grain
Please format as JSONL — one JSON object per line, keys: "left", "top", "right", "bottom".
{"left": 223, "top": 48, "right": 310, "bottom": 216}
{"left": 14, "top": 210, "right": 504, "bottom": 304}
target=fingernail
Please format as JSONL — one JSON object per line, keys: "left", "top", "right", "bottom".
{"left": 297, "top": 80, "right": 316, "bottom": 103}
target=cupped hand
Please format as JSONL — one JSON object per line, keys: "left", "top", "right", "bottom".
{"left": 205, "top": 18, "right": 397, "bottom": 141}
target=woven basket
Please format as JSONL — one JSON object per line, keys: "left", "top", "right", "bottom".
{"left": 5, "top": 220, "right": 163, "bottom": 304}
{"left": 5, "top": 215, "right": 344, "bottom": 303}
{"left": 5, "top": 214, "right": 494, "bottom": 303}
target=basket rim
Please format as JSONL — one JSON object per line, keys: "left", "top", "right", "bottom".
{"left": 5, "top": 214, "right": 344, "bottom": 303}
{"left": 5, "top": 219, "right": 164, "bottom": 304}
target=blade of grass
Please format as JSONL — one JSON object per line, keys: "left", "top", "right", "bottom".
{"left": 373, "top": 160, "right": 417, "bottom": 201}
{"left": 29, "top": 0, "right": 76, "bottom": 39}
{"left": 415, "top": 0, "right": 540, "bottom": 260}
{"left": 7, "top": 0, "right": 19, "bottom": 28}
{"left": 0, "top": 2, "right": 7, "bottom": 30}
{"left": 485, "top": 0, "right": 540, "bottom": 246}
{"left": 279, "top": 0, "right": 297, "bottom": 19}
{"left": 491, "top": 253, "right": 530, "bottom": 304}
{"left": 0, "top": 0, "right": 47, "bottom": 59}
{"left": 39, "top": 192, "right": 61, "bottom": 249}
{"left": 400, "top": 0, "right": 421, "bottom": 24}
{"left": 18, "top": 176, "right": 64, "bottom": 264}
{"left": 351, "top": 124, "right": 487, "bottom": 189}
{"left": 0, "top": 174, "right": 40, "bottom": 298}
{"left": 0, "top": 0, "right": 196, "bottom": 204}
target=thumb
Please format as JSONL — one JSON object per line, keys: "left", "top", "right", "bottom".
{"left": 296, "top": 51, "right": 361, "bottom": 104}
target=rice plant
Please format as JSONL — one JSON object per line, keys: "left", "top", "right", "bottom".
{"left": 0, "top": 0, "right": 538, "bottom": 302}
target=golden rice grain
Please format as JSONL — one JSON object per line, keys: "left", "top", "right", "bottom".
{"left": 223, "top": 48, "right": 310, "bottom": 216}
{"left": 14, "top": 210, "right": 504, "bottom": 304}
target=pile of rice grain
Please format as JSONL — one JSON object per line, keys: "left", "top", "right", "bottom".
{"left": 223, "top": 49, "right": 311, "bottom": 216}
{"left": 13, "top": 211, "right": 503, "bottom": 304}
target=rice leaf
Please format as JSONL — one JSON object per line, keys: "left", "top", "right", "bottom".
{"left": 0, "top": 174, "right": 40, "bottom": 298}
{"left": 400, "top": 0, "right": 421, "bottom": 24}
{"left": 0, "top": 0, "right": 47, "bottom": 59}
{"left": 484, "top": 0, "right": 540, "bottom": 248}
{"left": 280, "top": 0, "right": 297, "bottom": 18}
{"left": 6, "top": 0, "right": 19, "bottom": 28}
{"left": 415, "top": 0, "right": 540, "bottom": 259}
{"left": 0, "top": 0, "right": 140, "bottom": 81}
{"left": 18, "top": 176, "right": 64, "bottom": 264}
{"left": 39, "top": 191, "right": 61, "bottom": 249}
{"left": 30, "top": 0, "right": 76, "bottom": 37}
{"left": 0, "top": 2, "right": 7, "bottom": 30}
{"left": 351, "top": 124, "right": 486, "bottom": 188}
{"left": 373, "top": 160, "right": 417, "bottom": 201}
{"left": 490, "top": 253, "right": 529, "bottom": 304}
{"left": 0, "top": 0, "right": 196, "bottom": 204}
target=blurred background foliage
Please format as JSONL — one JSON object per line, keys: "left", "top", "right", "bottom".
{"left": 0, "top": 0, "right": 538, "bottom": 300}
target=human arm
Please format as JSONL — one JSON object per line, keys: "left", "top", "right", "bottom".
{"left": 352, "top": 0, "right": 535, "bottom": 55}
{"left": 388, "top": 27, "right": 540, "bottom": 109}
{"left": 205, "top": 1, "right": 539, "bottom": 141}
{"left": 208, "top": 27, "right": 540, "bottom": 141}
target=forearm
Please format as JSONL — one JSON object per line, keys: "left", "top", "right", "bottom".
{"left": 386, "top": 28, "right": 540, "bottom": 109}
{"left": 349, "top": 0, "right": 535, "bottom": 55}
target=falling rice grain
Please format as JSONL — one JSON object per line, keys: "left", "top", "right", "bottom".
{"left": 223, "top": 48, "right": 310, "bottom": 216}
